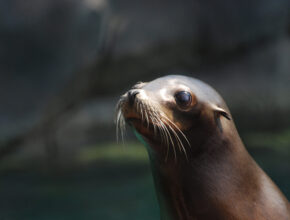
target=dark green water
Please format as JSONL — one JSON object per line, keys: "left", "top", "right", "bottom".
{"left": 0, "top": 148, "right": 289, "bottom": 220}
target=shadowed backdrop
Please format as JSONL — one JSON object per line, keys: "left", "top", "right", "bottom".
{"left": 0, "top": 0, "right": 289, "bottom": 219}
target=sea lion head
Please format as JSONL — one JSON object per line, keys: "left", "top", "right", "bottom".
{"left": 116, "top": 75, "right": 232, "bottom": 160}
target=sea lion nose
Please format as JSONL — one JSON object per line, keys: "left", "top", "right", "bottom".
{"left": 128, "top": 90, "right": 139, "bottom": 105}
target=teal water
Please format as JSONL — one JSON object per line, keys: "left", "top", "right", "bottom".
{"left": 0, "top": 149, "right": 289, "bottom": 220}
{"left": 0, "top": 163, "right": 159, "bottom": 220}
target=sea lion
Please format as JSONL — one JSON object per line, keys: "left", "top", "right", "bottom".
{"left": 116, "top": 75, "right": 290, "bottom": 220}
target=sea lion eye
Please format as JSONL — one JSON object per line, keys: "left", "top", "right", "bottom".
{"left": 174, "top": 91, "right": 192, "bottom": 107}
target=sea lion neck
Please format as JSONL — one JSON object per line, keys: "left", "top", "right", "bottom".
{"left": 146, "top": 137, "right": 280, "bottom": 220}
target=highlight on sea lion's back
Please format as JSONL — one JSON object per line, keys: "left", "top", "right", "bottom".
{"left": 116, "top": 75, "right": 290, "bottom": 220}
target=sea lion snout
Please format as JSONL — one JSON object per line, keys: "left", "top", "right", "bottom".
{"left": 120, "top": 89, "right": 151, "bottom": 122}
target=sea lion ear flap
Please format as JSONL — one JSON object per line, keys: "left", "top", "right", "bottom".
{"left": 213, "top": 106, "right": 231, "bottom": 120}
{"left": 211, "top": 105, "right": 231, "bottom": 132}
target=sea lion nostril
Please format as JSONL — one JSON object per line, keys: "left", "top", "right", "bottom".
{"left": 128, "top": 90, "right": 139, "bottom": 105}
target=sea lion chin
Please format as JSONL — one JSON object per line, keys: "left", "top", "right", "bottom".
{"left": 116, "top": 75, "right": 290, "bottom": 220}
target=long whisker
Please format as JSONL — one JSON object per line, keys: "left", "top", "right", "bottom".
{"left": 159, "top": 120, "right": 177, "bottom": 162}
{"left": 116, "top": 117, "right": 119, "bottom": 142}
{"left": 115, "top": 101, "right": 126, "bottom": 143}
{"left": 150, "top": 109, "right": 176, "bottom": 162}
{"left": 139, "top": 102, "right": 144, "bottom": 122}
{"left": 160, "top": 114, "right": 190, "bottom": 160}
{"left": 160, "top": 125, "right": 170, "bottom": 162}
{"left": 154, "top": 116, "right": 169, "bottom": 150}
{"left": 162, "top": 115, "right": 191, "bottom": 147}
{"left": 144, "top": 105, "right": 150, "bottom": 129}
{"left": 149, "top": 109, "right": 164, "bottom": 141}
{"left": 166, "top": 122, "right": 188, "bottom": 160}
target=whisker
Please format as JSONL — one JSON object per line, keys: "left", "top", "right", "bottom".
{"left": 144, "top": 105, "right": 150, "bottom": 129}
{"left": 160, "top": 114, "right": 190, "bottom": 160}
{"left": 155, "top": 117, "right": 168, "bottom": 147}
{"left": 115, "top": 101, "right": 126, "bottom": 143}
{"left": 163, "top": 115, "right": 191, "bottom": 148}
{"left": 166, "top": 123, "right": 188, "bottom": 161}
{"left": 139, "top": 102, "right": 144, "bottom": 122}
{"left": 150, "top": 108, "right": 176, "bottom": 162}
{"left": 159, "top": 120, "right": 177, "bottom": 162}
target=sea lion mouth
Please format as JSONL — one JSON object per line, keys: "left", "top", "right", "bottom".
{"left": 126, "top": 117, "right": 150, "bottom": 125}
{"left": 125, "top": 115, "right": 160, "bottom": 128}
{"left": 125, "top": 116, "right": 160, "bottom": 137}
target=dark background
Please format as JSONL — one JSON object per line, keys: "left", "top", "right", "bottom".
{"left": 0, "top": 0, "right": 289, "bottom": 219}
